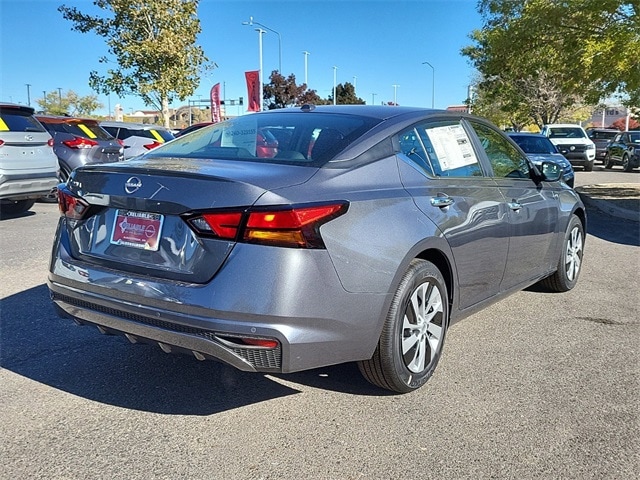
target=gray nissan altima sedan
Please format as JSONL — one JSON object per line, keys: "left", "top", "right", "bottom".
{"left": 48, "top": 105, "right": 586, "bottom": 393}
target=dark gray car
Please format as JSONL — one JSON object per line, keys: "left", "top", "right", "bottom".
{"left": 48, "top": 106, "right": 586, "bottom": 393}
{"left": 36, "top": 115, "right": 124, "bottom": 182}
{"left": 508, "top": 132, "right": 575, "bottom": 187}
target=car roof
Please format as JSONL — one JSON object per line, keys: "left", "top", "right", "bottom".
{"left": 263, "top": 104, "right": 441, "bottom": 120}
{"left": 100, "top": 120, "right": 170, "bottom": 130}
{"left": 0, "top": 103, "right": 36, "bottom": 114}
{"left": 507, "top": 132, "right": 545, "bottom": 137}
{"left": 35, "top": 114, "right": 99, "bottom": 125}
{"left": 544, "top": 123, "right": 586, "bottom": 128}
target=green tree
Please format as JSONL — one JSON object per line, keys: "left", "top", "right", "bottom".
{"left": 463, "top": 0, "right": 639, "bottom": 127}
{"left": 59, "top": 0, "right": 210, "bottom": 127}
{"left": 328, "top": 83, "right": 365, "bottom": 105}
{"left": 37, "top": 90, "right": 103, "bottom": 117}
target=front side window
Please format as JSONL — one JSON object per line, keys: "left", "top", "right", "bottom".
{"left": 396, "top": 120, "right": 482, "bottom": 177}
{"left": 469, "top": 121, "right": 530, "bottom": 179}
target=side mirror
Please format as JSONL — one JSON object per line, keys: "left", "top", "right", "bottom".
{"left": 541, "top": 161, "right": 562, "bottom": 182}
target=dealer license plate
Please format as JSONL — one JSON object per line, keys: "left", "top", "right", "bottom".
{"left": 110, "top": 210, "right": 164, "bottom": 251}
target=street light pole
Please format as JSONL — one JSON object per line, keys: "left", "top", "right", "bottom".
{"left": 422, "top": 61, "right": 435, "bottom": 109}
{"left": 25, "top": 84, "right": 31, "bottom": 106}
{"left": 303, "top": 51, "right": 310, "bottom": 85}
{"left": 57, "top": 87, "right": 62, "bottom": 108}
{"left": 255, "top": 28, "right": 265, "bottom": 111}
{"left": 333, "top": 66, "right": 338, "bottom": 105}
{"left": 243, "top": 17, "right": 281, "bottom": 73}
{"left": 392, "top": 84, "right": 400, "bottom": 106}
{"left": 371, "top": 93, "right": 377, "bottom": 105}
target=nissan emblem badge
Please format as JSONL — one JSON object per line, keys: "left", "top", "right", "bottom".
{"left": 125, "top": 176, "right": 142, "bottom": 194}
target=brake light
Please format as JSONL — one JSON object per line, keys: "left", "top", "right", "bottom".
{"left": 0, "top": 139, "right": 4, "bottom": 147}
{"left": 58, "top": 187, "right": 89, "bottom": 220}
{"left": 187, "top": 203, "right": 347, "bottom": 248}
{"left": 116, "top": 139, "right": 124, "bottom": 146}
{"left": 143, "top": 141, "right": 162, "bottom": 150}
{"left": 62, "top": 136, "right": 99, "bottom": 149}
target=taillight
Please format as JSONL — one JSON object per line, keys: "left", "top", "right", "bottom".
{"left": 187, "top": 203, "right": 347, "bottom": 248}
{"left": 116, "top": 139, "right": 124, "bottom": 146}
{"left": 143, "top": 141, "right": 162, "bottom": 150}
{"left": 47, "top": 138, "right": 54, "bottom": 147}
{"left": 58, "top": 187, "right": 89, "bottom": 220}
{"left": 0, "top": 139, "right": 4, "bottom": 147}
{"left": 62, "top": 136, "right": 99, "bottom": 149}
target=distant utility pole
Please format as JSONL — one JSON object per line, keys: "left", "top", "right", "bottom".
{"left": 57, "top": 88, "right": 62, "bottom": 107}
{"left": 25, "top": 84, "right": 31, "bottom": 106}
{"left": 303, "top": 51, "right": 310, "bottom": 85}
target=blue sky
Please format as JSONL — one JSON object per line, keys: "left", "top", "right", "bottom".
{"left": 1, "top": 0, "right": 482, "bottom": 117}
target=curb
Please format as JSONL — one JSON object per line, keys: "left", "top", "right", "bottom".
{"left": 575, "top": 185, "right": 640, "bottom": 222}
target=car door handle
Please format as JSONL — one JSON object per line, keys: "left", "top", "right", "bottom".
{"left": 508, "top": 201, "right": 522, "bottom": 211}
{"left": 430, "top": 195, "right": 454, "bottom": 208}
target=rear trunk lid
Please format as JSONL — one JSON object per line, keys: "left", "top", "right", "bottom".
{"left": 64, "top": 157, "right": 318, "bottom": 282}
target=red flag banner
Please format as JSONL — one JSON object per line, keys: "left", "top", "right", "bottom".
{"left": 245, "top": 70, "right": 261, "bottom": 112}
{"left": 210, "top": 83, "right": 221, "bottom": 123}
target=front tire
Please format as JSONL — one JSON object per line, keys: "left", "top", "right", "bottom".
{"left": 583, "top": 160, "right": 594, "bottom": 172}
{"left": 540, "top": 214, "right": 584, "bottom": 292}
{"left": 622, "top": 154, "right": 633, "bottom": 172}
{"left": 358, "top": 259, "right": 448, "bottom": 393}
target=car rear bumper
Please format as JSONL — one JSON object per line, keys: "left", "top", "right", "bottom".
{"left": 48, "top": 224, "right": 390, "bottom": 373}
{"left": 0, "top": 172, "right": 59, "bottom": 200}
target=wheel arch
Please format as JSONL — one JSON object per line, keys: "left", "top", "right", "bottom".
{"left": 415, "top": 248, "right": 455, "bottom": 317}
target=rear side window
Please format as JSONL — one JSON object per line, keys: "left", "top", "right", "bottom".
{"left": 396, "top": 120, "right": 482, "bottom": 177}
{"left": 0, "top": 108, "right": 46, "bottom": 133}
{"left": 115, "top": 127, "right": 173, "bottom": 142}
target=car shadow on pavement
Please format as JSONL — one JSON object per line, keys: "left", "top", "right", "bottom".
{"left": 585, "top": 205, "right": 640, "bottom": 247}
{"left": 0, "top": 209, "right": 36, "bottom": 221}
{"left": 1, "top": 285, "right": 383, "bottom": 415}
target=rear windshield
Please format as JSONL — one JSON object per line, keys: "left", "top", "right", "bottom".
{"left": 39, "top": 118, "right": 113, "bottom": 140}
{"left": 510, "top": 135, "right": 557, "bottom": 154}
{"left": 588, "top": 130, "right": 617, "bottom": 140}
{"left": 111, "top": 126, "right": 174, "bottom": 142}
{"left": 0, "top": 107, "right": 46, "bottom": 133}
{"left": 548, "top": 127, "right": 586, "bottom": 139}
{"left": 145, "top": 112, "right": 381, "bottom": 166}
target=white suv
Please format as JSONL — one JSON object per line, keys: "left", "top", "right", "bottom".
{"left": 541, "top": 123, "right": 596, "bottom": 171}
{"left": 0, "top": 103, "right": 59, "bottom": 215}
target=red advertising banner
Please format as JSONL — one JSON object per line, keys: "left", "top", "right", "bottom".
{"left": 245, "top": 70, "right": 261, "bottom": 112}
{"left": 210, "top": 83, "right": 221, "bottom": 123}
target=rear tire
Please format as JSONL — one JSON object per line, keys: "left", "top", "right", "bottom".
{"left": 540, "top": 214, "right": 584, "bottom": 292}
{"left": 358, "top": 259, "right": 448, "bottom": 393}
{"left": 0, "top": 199, "right": 36, "bottom": 216}
{"left": 622, "top": 154, "right": 633, "bottom": 172}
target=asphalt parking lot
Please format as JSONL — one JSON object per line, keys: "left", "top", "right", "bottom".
{"left": 1, "top": 168, "right": 638, "bottom": 479}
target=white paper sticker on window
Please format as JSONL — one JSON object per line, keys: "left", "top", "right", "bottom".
{"left": 221, "top": 118, "right": 257, "bottom": 153}
{"left": 427, "top": 124, "right": 478, "bottom": 171}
